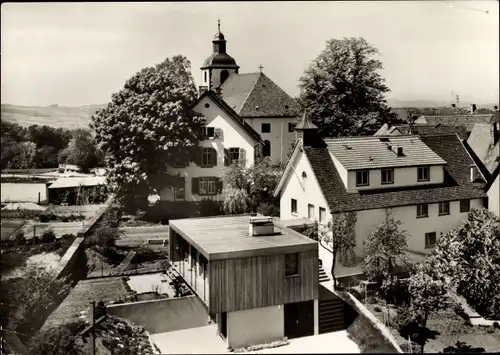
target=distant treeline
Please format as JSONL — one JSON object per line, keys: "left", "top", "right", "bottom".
{"left": 1, "top": 119, "right": 104, "bottom": 172}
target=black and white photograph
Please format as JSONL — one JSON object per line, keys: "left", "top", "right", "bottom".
{"left": 1, "top": 1, "right": 499, "bottom": 354}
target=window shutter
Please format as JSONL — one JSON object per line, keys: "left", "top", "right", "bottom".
{"left": 214, "top": 128, "right": 223, "bottom": 141}
{"left": 224, "top": 149, "right": 230, "bottom": 167}
{"left": 216, "top": 178, "right": 223, "bottom": 193}
{"left": 191, "top": 178, "right": 199, "bottom": 195}
{"left": 211, "top": 148, "right": 217, "bottom": 167}
{"left": 239, "top": 148, "right": 246, "bottom": 163}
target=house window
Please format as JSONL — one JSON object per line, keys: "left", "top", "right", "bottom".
{"left": 460, "top": 199, "right": 470, "bottom": 213}
{"left": 288, "top": 122, "right": 296, "bottom": 132}
{"left": 262, "top": 123, "right": 271, "bottom": 133}
{"left": 202, "top": 148, "right": 215, "bottom": 167}
{"left": 418, "top": 166, "right": 430, "bottom": 182}
{"left": 174, "top": 183, "right": 185, "bottom": 201}
{"left": 285, "top": 253, "right": 299, "bottom": 277}
{"left": 229, "top": 148, "right": 240, "bottom": 164}
{"left": 356, "top": 170, "right": 370, "bottom": 187}
{"left": 439, "top": 201, "right": 450, "bottom": 216}
{"left": 291, "top": 198, "right": 297, "bottom": 214}
{"left": 203, "top": 127, "right": 215, "bottom": 139}
{"left": 263, "top": 140, "right": 271, "bottom": 157}
{"left": 308, "top": 204, "right": 314, "bottom": 220}
{"left": 381, "top": 168, "right": 394, "bottom": 185}
{"left": 416, "top": 203, "right": 428, "bottom": 218}
{"left": 199, "top": 177, "right": 217, "bottom": 196}
{"left": 425, "top": 232, "right": 437, "bottom": 248}
{"left": 319, "top": 207, "right": 326, "bottom": 223}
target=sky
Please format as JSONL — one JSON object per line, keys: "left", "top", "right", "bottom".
{"left": 1, "top": 1, "right": 499, "bottom": 107}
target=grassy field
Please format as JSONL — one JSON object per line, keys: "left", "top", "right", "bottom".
{"left": 1, "top": 104, "right": 104, "bottom": 130}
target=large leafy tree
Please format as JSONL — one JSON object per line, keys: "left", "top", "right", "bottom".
{"left": 430, "top": 208, "right": 500, "bottom": 319}
{"left": 222, "top": 157, "right": 282, "bottom": 215}
{"left": 58, "top": 129, "right": 104, "bottom": 173}
{"left": 91, "top": 55, "right": 204, "bottom": 211}
{"left": 299, "top": 37, "right": 399, "bottom": 137}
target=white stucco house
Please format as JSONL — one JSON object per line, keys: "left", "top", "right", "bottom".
{"left": 160, "top": 90, "right": 263, "bottom": 203}
{"left": 197, "top": 21, "right": 301, "bottom": 166}
{"left": 486, "top": 166, "right": 500, "bottom": 217}
{"left": 274, "top": 113, "right": 488, "bottom": 258}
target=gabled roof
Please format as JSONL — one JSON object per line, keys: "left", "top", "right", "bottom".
{"left": 467, "top": 123, "right": 500, "bottom": 174}
{"left": 220, "top": 72, "right": 301, "bottom": 118}
{"left": 485, "top": 164, "right": 500, "bottom": 191}
{"left": 277, "top": 134, "right": 486, "bottom": 213}
{"left": 325, "top": 136, "right": 446, "bottom": 170}
{"left": 415, "top": 114, "right": 498, "bottom": 131}
{"left": 194, "top": 90, "right": 263, "bottom": 143}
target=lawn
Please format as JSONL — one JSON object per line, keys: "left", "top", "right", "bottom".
{"left": 362, "top": 295, "right": 500, "bottom": 353}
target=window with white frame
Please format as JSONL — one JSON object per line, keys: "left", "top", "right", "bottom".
{"left": 229, "top": 148, "right": 240, "bottom": 164}
{"left": 308, "top": 204, "right": 314, "bottom": 220}
{"left": 203, "top": 127, "right": 215, "bottom": 139}
{"left": 417, "top": 203, "right": 428, "bottom": 218}
{"left": 439, "top": 201, "right": 450, "bottom": 215}
{"left": 202, "top": 148, "right": 215, "bottom": 167}
{"left": 319, "top": 207, "right": 326, "bottom": 223}
{"left": 381, "top": 168, "right": 394, "bottom": 184}
{"left": 356, "top": 170, "right": 370, "bottom": 186}
{"left": 425, "top": 232, "right": 437, "bottom": 248}
{"left": 199, "top": 177, "right": 217, "bottom": 195}
{"left": 418, "top": 166, "right": 430, "bottom": 182}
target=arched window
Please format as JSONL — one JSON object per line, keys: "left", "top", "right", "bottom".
{"left": 220, "top": 70, "right": 229, "bottom": 84}
{"left": 263, "top": 140, "right": 271, "bottom": 157}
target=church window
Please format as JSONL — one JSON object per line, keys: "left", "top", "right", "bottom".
{"left": 204, "top": 71, "right": 207, "bottom": 83}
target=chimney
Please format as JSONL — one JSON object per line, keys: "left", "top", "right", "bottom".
{"left": 451, "top": 104, "right": 456, "bottom": 108}
{"left": 470, "top": 104, "right": 477, "bottom": 114}
{"left": 397, "top": 147, "right": 404, "bottom": 156}
{"left": 470, "top": 165, "right": 478, "bottom": 182}
{"left": 249, "top": 216, "right": 274, "bottom": 237}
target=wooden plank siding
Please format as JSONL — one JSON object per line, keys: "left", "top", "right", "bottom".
{"left": 209, "top": 250, "right": 318, "bottom": 313}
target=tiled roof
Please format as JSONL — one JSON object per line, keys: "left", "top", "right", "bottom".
{"left": 325, "top": 136, "right": 446, "bottom": 170}
{"left": 391, "top": 124, "right": 467, "bottom": 139}
{"left": 415, "top": 114, "right": 498, "bottom": 131}
{"left": 194, "top": 90, "right": 263, "bottom": 143}
{"left": 467, "top": 123, "right": 500, "bottom": 174}
{"left": 304, "top": 134, "right": 486, "bottom": 213}
{"left": 220, "top": 72, "right": 301, "bottom": 118}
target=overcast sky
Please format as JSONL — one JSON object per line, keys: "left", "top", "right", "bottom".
{"left": 1, "top": 1, "right": 499, "bottom": 107}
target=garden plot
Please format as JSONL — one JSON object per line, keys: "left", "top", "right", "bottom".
{"left": 115, "top": 225, "right": 169, "bottom": 247}
{"left": 2, "top": 251, "right": 61, "bottom": 280}
{"left": 21, "top": 221, "right": 83, "bottom": 239}
{"left": 44, "top": 204, "right": 107, "bottom": 219}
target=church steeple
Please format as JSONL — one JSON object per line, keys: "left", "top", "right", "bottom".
{"left": 199, "top": 19, "right": 240, "bottom": 96}
{"left": 295, "top": 111, "right": 319, "bottom": 146}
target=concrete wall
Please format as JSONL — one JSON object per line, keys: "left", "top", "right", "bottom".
{"left": 352, "top": 199, "right": 484, "bottom": 256}
{"left": 345, "top": 165, "right": 444, "bottom": 192}
{"left": 227, "top": 304, "right": 284, "bottom": 349}
{"left": 279, "top": 149, "right": 329, "bottom": 222}
{"left": 106, "top": 295, "right": 209, "bottom": 334}
{"left": 162, "top": 95, "right": 257, "bottom": 202}
{"left": 245, "top": 117, "right": 297, "bottom": 166}
{"left": 1, "top": 183, "right": 48, "bottom": 203}
{"left": 487, "top": 174, "right": 499, "bottom": 217}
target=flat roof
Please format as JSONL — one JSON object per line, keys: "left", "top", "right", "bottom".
{"left": 169, "top": 215, "right": 317, "bottom": 260}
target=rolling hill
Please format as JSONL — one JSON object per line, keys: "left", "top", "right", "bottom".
{"left": 1, "top": 104, "right": 105, "bottom": 130}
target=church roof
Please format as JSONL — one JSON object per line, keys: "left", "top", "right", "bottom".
{"left": 202, "top": 52, "right": 239, "bottom": 69}
{"left": 220, "top": 72, "right": 301, "bottom": 118}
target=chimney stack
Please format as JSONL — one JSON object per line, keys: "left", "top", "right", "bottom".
{"left": 397, "top": 147, "right": 404, "bottom": 156}
{"left": 249, "top": 216, "right": 274, "bottom": 236}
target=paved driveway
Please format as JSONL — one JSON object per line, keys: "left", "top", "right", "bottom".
{"left": 150, "top": 325, "right": 228, "bottom": 354}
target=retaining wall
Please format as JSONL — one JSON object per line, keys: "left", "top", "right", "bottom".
{"left": 106, "top": 295, "right": 209, "bottom": 334}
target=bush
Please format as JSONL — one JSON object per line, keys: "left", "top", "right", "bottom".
{"left": 15, "top": 231, "right": 26, "bottom": 245}
{"left": 441, "top": 341, "right": 485, "bottom": 353}
{"left": 453, "top": 303, "right": 470, "bottom": 321}
{"left": 32, "top": 236, "right": 40, "bottom": 244}
{"left": 393, "top": 307, "right": 422, "bottom": 340}
{"left": 374, "top": 306, "right": 382, "bottom": 312}
{"left": 40, "top": 229, "right": 56, "bottom": 243}
{"left": 28, "top": 322, "right": 83, "bottom": 355}
{"left": 198, "top": 198, "right": 223, "bottom": 217}
{"left": 39, "top": 214, "right": 51, "bottom": 223}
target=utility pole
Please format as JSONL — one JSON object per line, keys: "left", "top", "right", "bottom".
{"left": 90, "top": 301, "right": 95, "bottom": 355}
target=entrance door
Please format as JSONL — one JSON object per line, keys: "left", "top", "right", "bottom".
{"left": 284, "top": 301, "right": 314, "bottom": 339}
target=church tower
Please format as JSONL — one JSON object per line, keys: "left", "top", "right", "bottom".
{"left": 199, "top": 20, "right": 239, "bottom": 95}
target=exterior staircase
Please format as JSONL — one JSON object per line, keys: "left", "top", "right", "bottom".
{"left": 319, "top": 294, "right": 347, "bottom": 334}
{"left": 319, "top": 263, "right": 330, "bottom": 283}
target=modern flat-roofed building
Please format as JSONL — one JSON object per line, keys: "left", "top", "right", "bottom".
{"left": 168, "top": 214, "right": 319, "bottom": 349}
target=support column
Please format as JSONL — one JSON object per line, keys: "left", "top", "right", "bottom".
{"left": 314, "top": 298, "right": 319, "bottom": 335}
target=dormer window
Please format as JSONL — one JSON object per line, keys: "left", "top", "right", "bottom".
{"left": 203, "top": 127, "right": 215, "bottom": 139}
{"left": 356, "top": 170, "right": 370, "bottom": 187}
{"left": 381, "top": 168, "right": 394, "bottom": 185}
{"left": 417, "top": 166, "right": 430, "bottom": 182}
